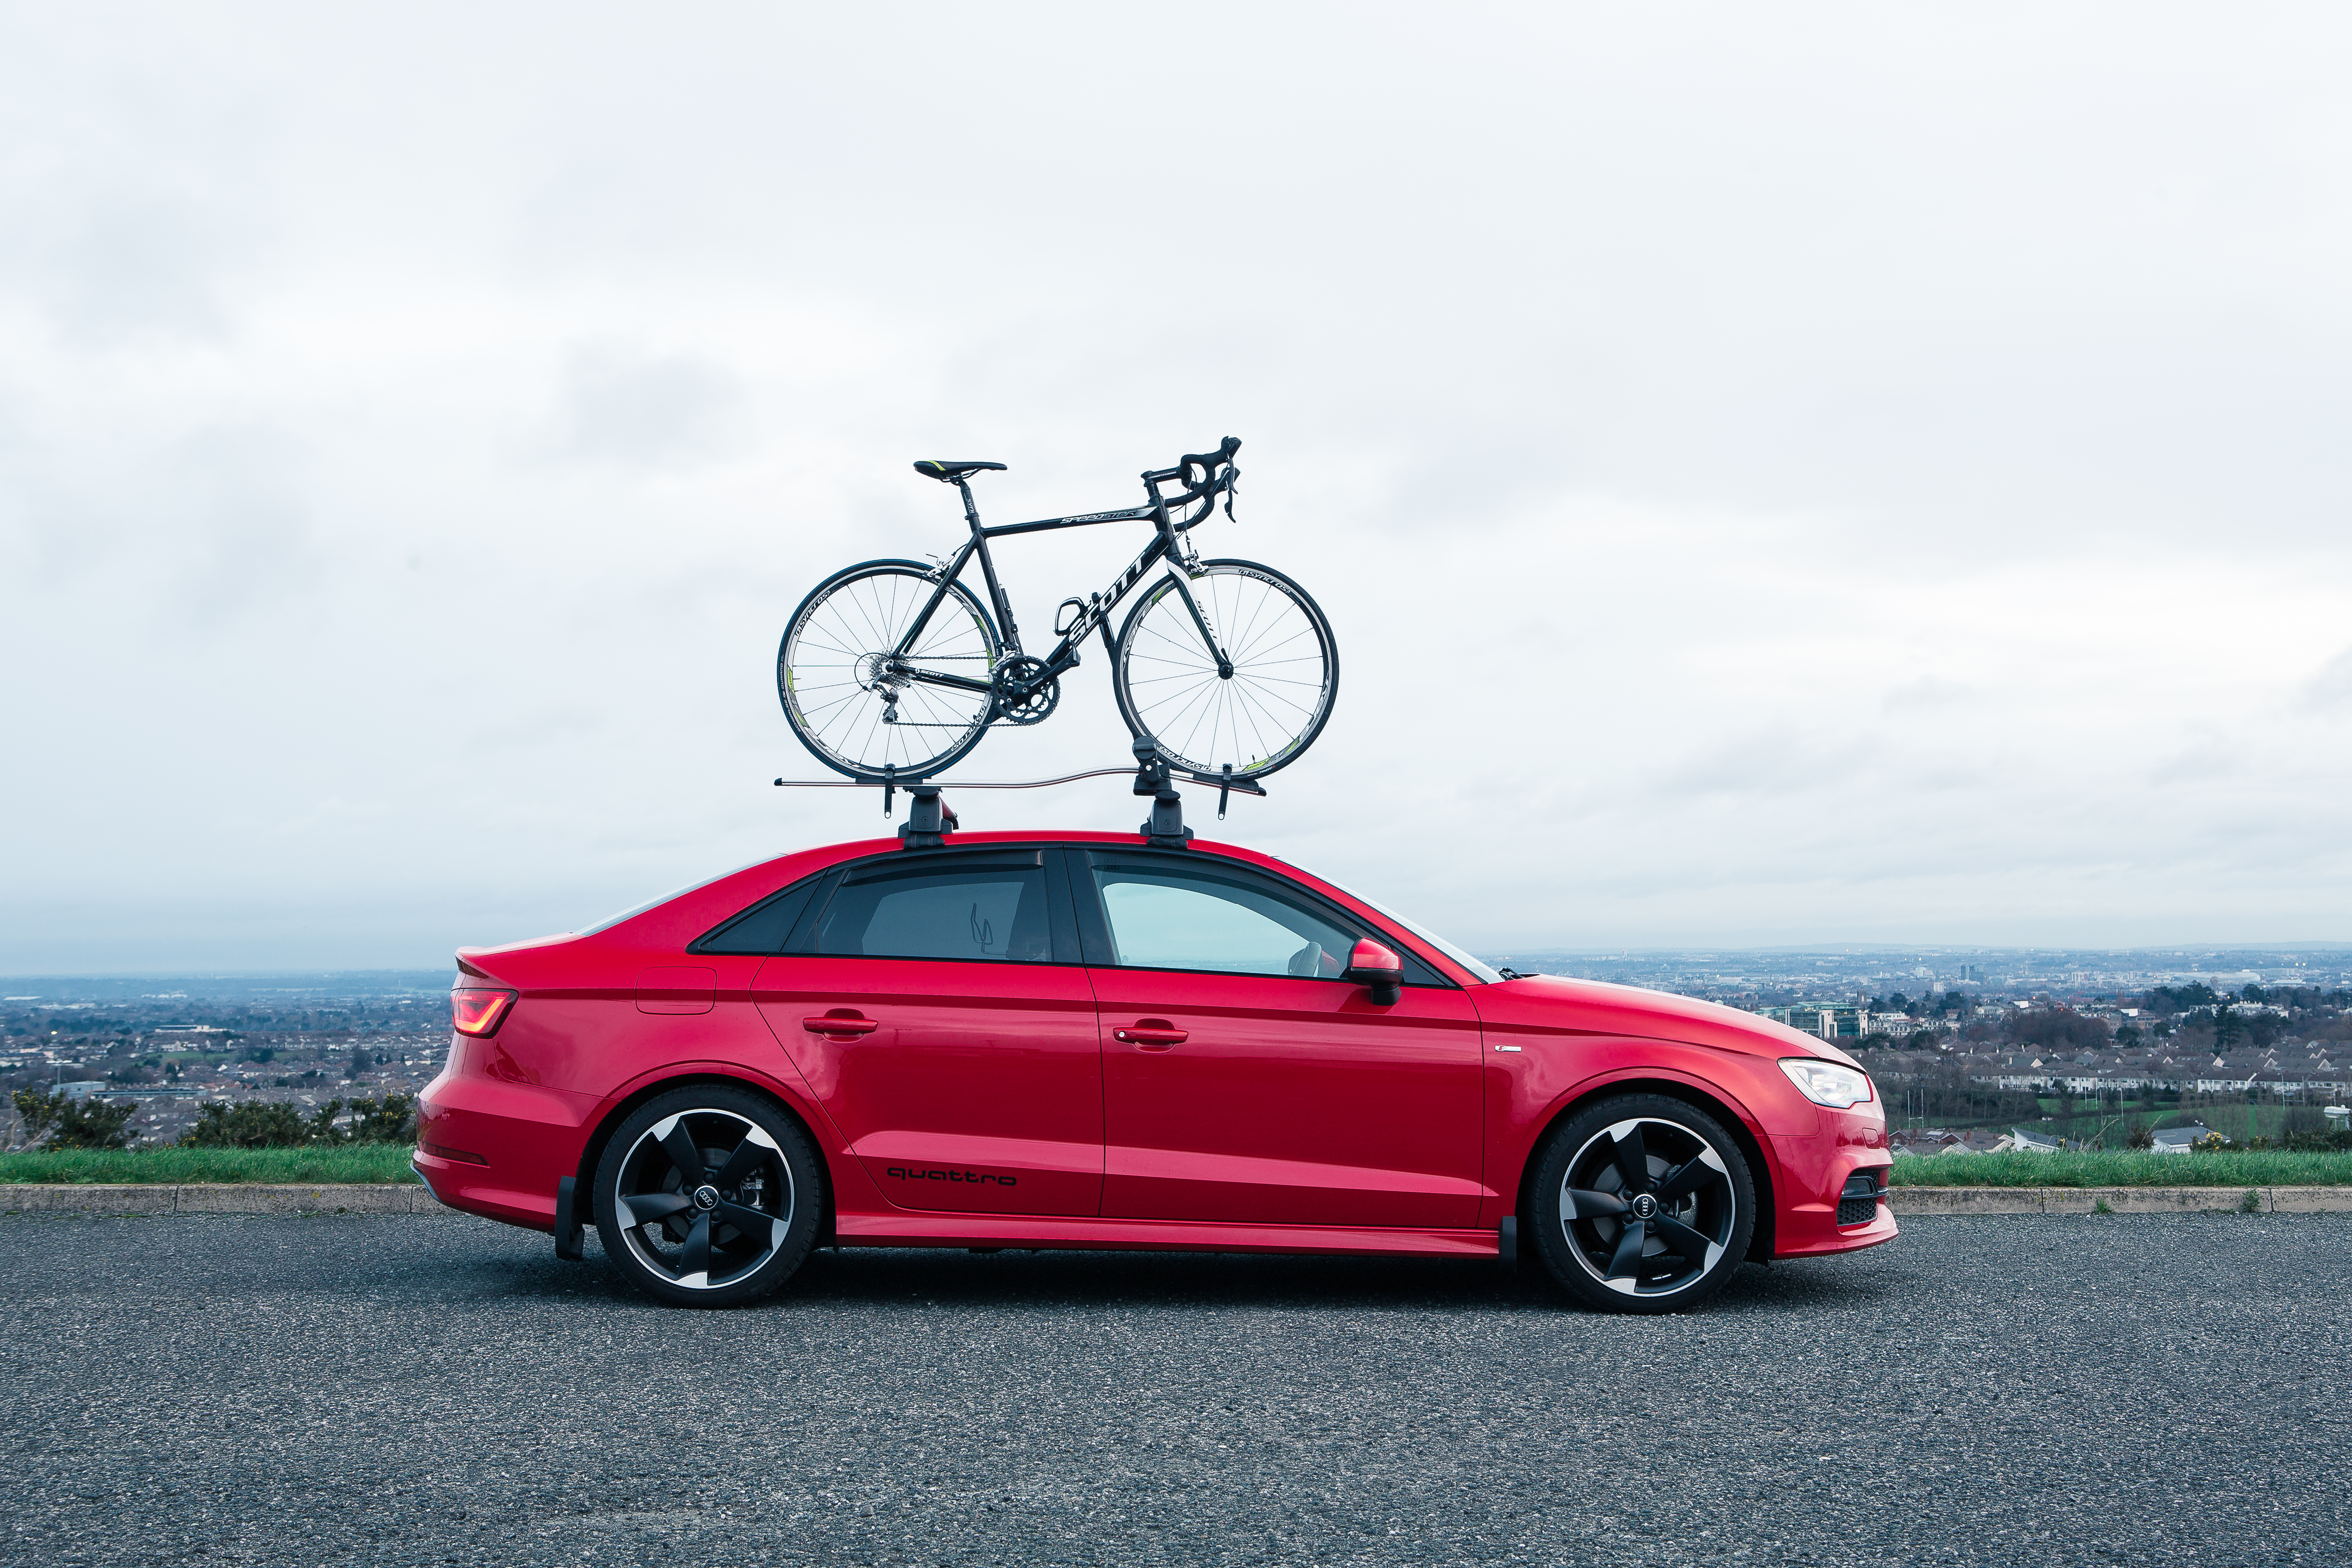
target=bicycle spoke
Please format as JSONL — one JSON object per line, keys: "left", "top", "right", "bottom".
{"left": 1117, "top": 563, "right": 1331, "bottom": 778}
{"left": 783, "top": 565, "right": 997, "bottom": 776}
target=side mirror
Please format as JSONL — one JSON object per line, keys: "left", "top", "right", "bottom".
{"left": 1343, "top": 938, "right": 1404, "bottom": 1007}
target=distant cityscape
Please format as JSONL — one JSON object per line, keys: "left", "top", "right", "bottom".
{"left": 1488, "top": 944, "right": 2352, "bottom": 1150}
{"left": 5, "top": 947, "right": 2349, "bottom": 1150}
{"left": 0, "top": 972, "right": 452, "bottom": 1146}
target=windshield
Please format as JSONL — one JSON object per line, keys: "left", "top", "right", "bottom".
{"left": 1303, "top": 869, "right": 1504, "bottom": 984}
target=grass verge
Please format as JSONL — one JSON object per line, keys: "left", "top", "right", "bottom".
{"left": 1890, "top": 1150, "right": 2352, "bottom": 1188}
{"left": 0, "top": 1145, "right": 421, "bottom": 1185}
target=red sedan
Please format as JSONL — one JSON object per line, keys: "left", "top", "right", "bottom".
{"left": 417, "top": 830, "right": 1894, "bottom": 1312}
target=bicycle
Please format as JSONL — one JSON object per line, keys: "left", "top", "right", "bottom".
{"left": 777, "top": 438, "right": 1339, "bottom": 784}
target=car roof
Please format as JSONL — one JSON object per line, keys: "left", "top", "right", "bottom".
{"left": 463, "top": 829, "right": 1485, "bottom": 988}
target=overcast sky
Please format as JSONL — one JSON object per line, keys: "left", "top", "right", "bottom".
{"left": 4, "top": 4, "right": 2350, "bottom": 972}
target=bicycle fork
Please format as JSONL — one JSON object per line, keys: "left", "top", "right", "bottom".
{"left": 1158, "top": 572, "right": 1235, "bottom": 680}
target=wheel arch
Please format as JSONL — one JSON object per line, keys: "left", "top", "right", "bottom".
{"left": 1514, "top": 1076, "right": 1778, "bottom": 1264}
{"left": 573, "top": 1069, "right": 838, "bottom": 1246}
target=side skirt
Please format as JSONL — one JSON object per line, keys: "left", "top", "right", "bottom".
{"left": 834, "top": 1212, "right": 1502, "bottom": 1258}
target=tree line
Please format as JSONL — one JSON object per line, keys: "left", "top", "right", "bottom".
{"left": 8, "top": 1089, "right": 417, "bottom": 1152}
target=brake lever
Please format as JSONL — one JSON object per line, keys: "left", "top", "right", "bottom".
{"left": 1223, "top": 467, "right": 1239, "bottom": 522}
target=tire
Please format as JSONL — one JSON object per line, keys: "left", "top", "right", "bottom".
{"left": 1526, "top": 1093, "right": 1756, "bottom": 1315}
{"left": 592, "top": 1085, "right": 827, "bottom": 1308}
{"left": 1111, "top": 559, "right": 1338, "bottom": 782}
{"left": 778, "top": 558, "right": 1001, "bottom": 779}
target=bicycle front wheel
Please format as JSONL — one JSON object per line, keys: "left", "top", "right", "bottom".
{"left": 778, "top": 559, "right": 1001, "bottom": 778}
{"left": 1112, "top": 559, "right": 1338, "bottom": 782}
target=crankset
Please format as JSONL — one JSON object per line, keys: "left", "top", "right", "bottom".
{"left": 992, "top": 655, "right": 1061, "bottom": 726}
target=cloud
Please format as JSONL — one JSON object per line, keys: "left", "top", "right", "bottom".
{"left": 3, "top": 4, "right": 2352, "bottom": 967}
{"left": 2302, "top": 645, "right": 2352, "bottom": 714}
{"left": 555, "top": 343, "right": 748, "bottom": 470}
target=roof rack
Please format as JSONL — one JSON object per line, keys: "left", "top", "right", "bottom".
{"left": 771, "top": 734, "right": 1267, "bottom": 851}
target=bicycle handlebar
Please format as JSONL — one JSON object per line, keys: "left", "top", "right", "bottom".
{"left": 1178, "top": 436, "right": 1242, "bottom": 495}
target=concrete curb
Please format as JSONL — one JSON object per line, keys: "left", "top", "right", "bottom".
{"left": 1889, "top": 1185, "right": 2352, "bottom": 1215}
{"left": 0, "top": 1184, "right": 445, "bottom": 1215}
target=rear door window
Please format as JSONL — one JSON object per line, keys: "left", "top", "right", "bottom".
{"left": 815, "top": 855, "right": 1055, "bottom": 963}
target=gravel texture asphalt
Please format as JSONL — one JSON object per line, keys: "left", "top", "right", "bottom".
{"left": 2, "top": 1213, "right": 2347, "bottom": 1567}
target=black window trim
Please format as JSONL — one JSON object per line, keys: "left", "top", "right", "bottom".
{"left": 687, "top": 872, "right": 831, "bottom": 956}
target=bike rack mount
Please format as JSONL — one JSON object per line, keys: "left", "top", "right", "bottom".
{"left": 770, "top": 734, "right": 1267, "bottom": 851}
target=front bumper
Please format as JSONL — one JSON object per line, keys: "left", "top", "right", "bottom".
{"left": 1770, "top": 1104, "right": 1897, "bottom": 1258}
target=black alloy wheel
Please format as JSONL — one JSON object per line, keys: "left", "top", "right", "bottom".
{"left": 592, "top": 1086, "right": 825, "bottom": 1308}
{"left": 1526, "top": 1093, "right": 1756, "bottom": 1315}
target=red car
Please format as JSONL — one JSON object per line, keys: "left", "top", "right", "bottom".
{"left": 417, "top": 830, "right": 1894, "bottom": 1313}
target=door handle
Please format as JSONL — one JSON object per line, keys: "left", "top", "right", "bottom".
{"left": 1113, "top": 1024, "right": 1188, "bottom": 1049}
{"left": 802, "top": 1014, "right": 879, "bottom": 1035}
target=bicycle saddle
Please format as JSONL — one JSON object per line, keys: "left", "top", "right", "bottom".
{"left": 913, "top": 460, "right": 1008, "bottom": 481}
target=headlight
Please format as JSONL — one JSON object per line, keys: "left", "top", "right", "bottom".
{"left": 1778, "top": 1058, "right": 1874, "bottom": 1108}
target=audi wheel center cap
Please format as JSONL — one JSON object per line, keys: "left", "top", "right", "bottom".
{"left": 692, "top": 1185, "right": 721, "bottom": 1213}
{"left": 1629, "top": 1193, "right": 1660, "bottom": 1220}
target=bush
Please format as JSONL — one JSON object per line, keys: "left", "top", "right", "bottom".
{"left": 11, "top": 1088, "right": 60, "bottom": 1146}
{"left": 2127, "top": 1124, "right": 2154, "bottom": 1150}
{"left": 180, "top": 1093, "right": 415, "bottom": 1149}
{"left": 341, "top": 1095, "right": 417, "bottom": 1143}
{"left": 11, "top": 1089, "right": 136, "bottom": 1150}
{"left": 182, "top": 1102, "right": 311, "bottom": 1148}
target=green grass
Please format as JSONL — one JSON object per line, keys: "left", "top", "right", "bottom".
{"left": 0, "top": 1145, "right": 421, "bottom": 1185}
{"left": 1890, "top": 1149, "right": 2352, "bottom": 1188}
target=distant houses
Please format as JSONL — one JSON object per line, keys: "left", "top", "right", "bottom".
{"left": 1886, "top": 1126, "right": 2085, "bottom": 1156}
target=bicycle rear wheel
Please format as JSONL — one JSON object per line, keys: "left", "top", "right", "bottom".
{"left": 778, "top": 559, "right": 1001, "bottom": 778}
{"left": 1112, "top": 559, "right": 1338, "bottom": 782}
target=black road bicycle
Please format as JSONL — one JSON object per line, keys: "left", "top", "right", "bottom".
{"left": 778, "top": 438, "right": 1339, "bottom": 783}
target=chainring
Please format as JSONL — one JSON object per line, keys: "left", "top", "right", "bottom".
{"left": 994, "top": 656, "right": 1061, "bottom": 726}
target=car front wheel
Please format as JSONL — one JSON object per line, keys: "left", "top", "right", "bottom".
{"left": 1526, "top": 1093, "right": 1757, "bottom": 1315}
{"left": 592, "top": 1086, "right": 825, "bottom": 1308}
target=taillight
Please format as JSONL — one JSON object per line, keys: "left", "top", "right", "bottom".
{"left": 451, "top": 987, "right": 518, "bottom": 1036}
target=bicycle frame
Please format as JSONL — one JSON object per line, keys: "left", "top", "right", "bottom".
{"left": 886, "top": 475, "right": 1231, "bottom": 711}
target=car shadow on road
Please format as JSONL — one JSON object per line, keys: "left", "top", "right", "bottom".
{"left": 480, "top": 1235, "right": 1906, "bottom": 1317}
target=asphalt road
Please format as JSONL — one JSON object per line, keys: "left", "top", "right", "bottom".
{"left": 2, "top": 1213, "right": 2347, "bottom": 1567}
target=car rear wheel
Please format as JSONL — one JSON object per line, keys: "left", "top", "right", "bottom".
{"left": 593, "top": 1086, "right": 825, "bottom": 1308}
{"left": 1526, "top": 1093, "right": 1756, "bottom": 1315}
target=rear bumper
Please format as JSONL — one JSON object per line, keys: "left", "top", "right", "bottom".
{"left": 415, "top": 1069, "right": 594, "bottom": 1234}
